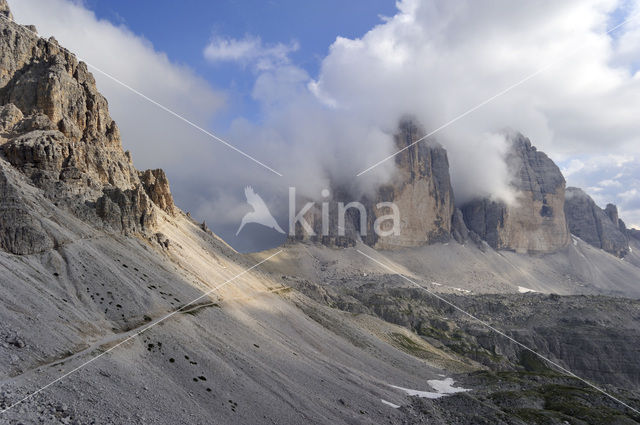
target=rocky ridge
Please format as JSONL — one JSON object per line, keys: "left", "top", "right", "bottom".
{"left": 293, "top": 124, "right": 636, "bottom": 258}
{"left": 564, "top": 187, "right": 630, "bottom": 257}
{"left": 0, "top": 9, "right": 174, "bottom": 254}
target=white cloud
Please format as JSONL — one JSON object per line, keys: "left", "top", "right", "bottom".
{"left": 204, "top": 35, "right": 299, "bottom": 71}
{"left": 201, "top": 0, "right": 640, "bottom": 247}
{"left": 599, "top": 179, "right": 623, "bottom": 187}
{"left": 302, "top": 0, "right": 640, "bottom": 204}
{"left": 562, "top": 159, "right": 586, "bottom": 177}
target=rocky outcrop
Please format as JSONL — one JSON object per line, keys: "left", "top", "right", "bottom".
{"left": 367, "top": 119, "right": 454, "bottom": 248}
{"left": 138, "top": 169, "right": 175, "bottom": 215}
{"left": 450, "top": 208, "right": 470, "bottom": 244}
{"left": 293, "top": 119, "right": 455, "bottom": 249}
{"left": 0, "top": 5, "right": 174, "bottom": 254}
{"left": 462, "top": 134, "right": 570, "bottom": 254}
{"left": 0, "top": 0, "right": 12, "bottom": 21}
{"left": 564, "top": 187, "right": 630, "bottom": 257}
{"left": 0, "top": 161, "right": 54, "bottom": 254}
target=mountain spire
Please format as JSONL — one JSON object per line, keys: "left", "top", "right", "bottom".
{"left": 0, "top": 0, "right": 12, "bottom": 21}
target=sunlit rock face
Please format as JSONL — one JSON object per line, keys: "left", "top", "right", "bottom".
{"left": 0, "top": 10, "right": 174, "bottom": 254}
{"left": 462, "top": 134, "right": 571, "bottom": 254}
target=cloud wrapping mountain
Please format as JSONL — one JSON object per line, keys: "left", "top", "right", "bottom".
{"left": 11, "top": 0, "right": 640, "bottom": 250}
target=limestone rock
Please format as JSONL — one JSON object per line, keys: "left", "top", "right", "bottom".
{"left": 0, "top": 0, "right": 12, "bottom": 21}
{"left": 451, "top": 208, "right": 470, "bottom": 244}
{"left": 138, "top": 169, "right": 175, "bottom": 215}
{"left": 366, "top": 119, "right": 454, "bottom": 249}
{"left": 293, "top": 119, "right": 455, "bottom": 249}
{"left": 605, "top": 204, "right": 619, "bottom": 225}
{"left": 0, "top": 162, "right": 54, "bottom": 254}
{"left": 0, "top": 7, "right": 177, "bottom": 253}
{"left": 96, "top": 186, "right": 156, "bottom": 234}
{"left": 564, "top": 187, "right": 630, "bottom": 257}
{"left": 0, "top": 103, "right": 22, "bottom": 134}
{"left": 462, "top": 134, "right": 570, "bottom": 254}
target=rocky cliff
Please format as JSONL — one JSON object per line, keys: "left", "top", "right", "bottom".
{"left": 367, "top": 119, "right": 454, "bottom": 248}
{"left": 462, "top": 134, "right": 570, "bottom": 254}
{"left": 0, "top": 0, "right": 11, "bottom": 21}
{"left": 0, "top": 7, "right": 174, "bottom": 254}
{"left": 293, "top": 119, "right": 455, "bottom": 249}
{"left": 564, "top": 187, "right": 630, "bottom": 257}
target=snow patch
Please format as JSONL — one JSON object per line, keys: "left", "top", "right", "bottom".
{"left": 381, "top": 399, "right": 400, "bottom": 408}
{"left": 452, "top": 287, "right": 471, "bottom": 293}
{"left": 518, "top": 286, "right": 536, "bottom": 293}
{"left": 390, "top": 378, "right": 471, "bottom": 400}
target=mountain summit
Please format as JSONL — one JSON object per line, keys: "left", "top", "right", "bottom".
{"left": 0, "top": 8, "right": 174, "bottom": 254}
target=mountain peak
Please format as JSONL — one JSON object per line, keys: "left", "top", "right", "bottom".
{"left": 0, "top": 9, "right": 175, "bottom": 254}
{"left": 0, "top": 0, "right": 12, "bottom": 21}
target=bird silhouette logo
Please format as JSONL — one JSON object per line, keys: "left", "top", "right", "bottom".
{"left": 236, "top": 186, "right": 285, "bottom": 236}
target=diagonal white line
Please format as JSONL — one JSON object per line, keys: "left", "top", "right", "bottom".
{"left": 355, "top": 248, "right": 640, "bottom": 415}
{"left": 0, "top": 250, "right": 283, "bottom": 415}
{"left": 356, "top": 12, "right": 640, "bottom": 177}
{"left": 0, "top": 13, "right": 283, "bottom": 177}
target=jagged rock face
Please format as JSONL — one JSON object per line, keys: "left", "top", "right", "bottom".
{"left": 0, "top": 0, "right": 12, "bottom": 21}
{"left": 462, "top": 134, "right": 570, "bottom": 254}
{"left": 605, "top": 204, "right": 619, "bottom": 225}
{"left": 450, "top": 208, "right": 469, "bottom": 244}
{"left": 0, "top": 8, "right": 174, "bottom": 253}
{"left": 0, "top": 162, "right": 54, "bottom": 254}
{"left": 138, "top": 169, "right": 175, "bottom": 215}
{"left": 293, "top": 120, "right": 455, "bottom": 249}
{"left": 367, "top": 120, "right": 454, "bottom": 248}
{"left": 564, "top": 187, "right": 630, "bottom": 258}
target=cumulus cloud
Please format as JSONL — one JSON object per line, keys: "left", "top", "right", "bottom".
{"left": 204, "top": 35, "right": 299, "bottom": 71}
{"left": 225, "top": 0, "right": 640, "bottom": 238}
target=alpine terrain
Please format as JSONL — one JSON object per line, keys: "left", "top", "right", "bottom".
{"left": 1, "top": 2, "right": 640, "bottom": 424}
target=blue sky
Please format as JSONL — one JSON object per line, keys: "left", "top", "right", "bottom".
{"left": 84, "top": 0, "right": 397, "bottom": 127}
